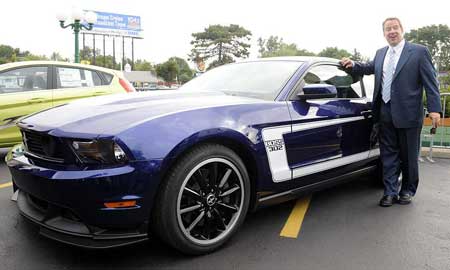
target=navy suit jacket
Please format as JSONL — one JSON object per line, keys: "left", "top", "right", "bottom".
{"left": 352, "top": 41, "right": 441, "bottom": 128}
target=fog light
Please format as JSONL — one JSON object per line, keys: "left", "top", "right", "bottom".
{"left": 5, "top": 143, "right": 25, "bottom": 162}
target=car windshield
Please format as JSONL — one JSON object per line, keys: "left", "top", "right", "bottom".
{"left": 179, "top": 61, "right": 303, "bottom": 100}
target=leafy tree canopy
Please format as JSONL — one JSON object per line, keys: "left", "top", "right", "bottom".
{"left": 318, "top": 47, "right": 352, "bottom": 59}
{"left": 168, "top": 57, "right": 194, "bottom": 83}
{"left": 134, "top": 59, "right": 154, "bottom": 72}
{"left": 190, "top": 24, "right": 252, "bottom": 69}
{"left": 404, "top": 24, "right": 450, "bottom": 71}
{"left": 0, "top": 44, "right": 47, "bottom": 64}
{"left": 258, "top": 36, "right": 315, "bottom": 58}
{"left": 156, "top": 59, "right": 179, "bottom": 83}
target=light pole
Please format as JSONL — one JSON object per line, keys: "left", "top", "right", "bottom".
{"left": 57, "top": 9, "right": 97, "bottom": 63}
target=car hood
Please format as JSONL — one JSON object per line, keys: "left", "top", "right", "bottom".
{"left": 19, "top": 90, "right": 266, "bottom": 136}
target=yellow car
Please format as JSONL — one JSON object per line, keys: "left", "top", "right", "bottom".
{"left": 0, "top": 61, "right": 135, "bottom": 148}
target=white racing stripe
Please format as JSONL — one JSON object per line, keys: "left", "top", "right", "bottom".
{"left": 261, "top": 125, "right": 292, "bottom": 182}
{"left": 292, "top": 149, "right": 378, "bottom": 178}
{"left": 261, "top": 116, "right": 378, "bottom": 182}
{"left": 291, "top": 116, "right": 365, "bottom": 132}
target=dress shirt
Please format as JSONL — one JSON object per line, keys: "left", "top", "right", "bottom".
{"left": 382, "top": 38, "right": 405, "bottom": 81}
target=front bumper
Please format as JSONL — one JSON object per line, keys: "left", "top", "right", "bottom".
{"left": 7, "top": 155, "right": 163, "bottom": 248}
{"left": 17, "top": 189, "right": 148, "bottom": 248}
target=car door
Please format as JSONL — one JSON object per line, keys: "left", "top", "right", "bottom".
{"left": 0, "top": 65, "right": 51, "bottom": 147}
{"left": 52, "top": 66, "right": 110, "bottom": 107}
{"left": 285, "top": 63, "right": 373, "bottom": 179}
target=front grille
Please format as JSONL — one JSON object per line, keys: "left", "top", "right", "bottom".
{"left": 23, "top": 131, "right": 47, "bottom": 156}
{"left": 22, "top": 130, "right": 69, "bottom": 163}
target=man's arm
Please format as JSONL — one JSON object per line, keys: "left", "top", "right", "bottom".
{"left": 420, "top": 47, "right": 442, "bottom": 127}
{"left": 340, "top": 58, "right": 375, "bottom": 76}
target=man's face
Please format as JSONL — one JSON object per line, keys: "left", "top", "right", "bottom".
{"left": 383, "top": 19, "right": 404, "bottom": 46}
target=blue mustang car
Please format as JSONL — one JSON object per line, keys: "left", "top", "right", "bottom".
{"left": 7, "top": 57, "right": 380, "bottom": 254}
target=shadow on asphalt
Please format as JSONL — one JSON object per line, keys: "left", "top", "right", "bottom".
{"left": 8, "top": 176, "right": 382, "bottom": 268}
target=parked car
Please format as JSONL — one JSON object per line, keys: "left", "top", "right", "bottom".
{"left": 0, "top": 61, "right": 135, "bottom": 148}
{"left": 6, "top": 57, "right": 379, "bottom": 255}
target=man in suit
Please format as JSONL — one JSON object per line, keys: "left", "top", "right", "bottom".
{"left": 341, "top": 17, "right": 441, "bottom": 207}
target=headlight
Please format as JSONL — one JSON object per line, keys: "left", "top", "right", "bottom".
{"left": 70, "top": 140, "right": 128, "bottom": 164}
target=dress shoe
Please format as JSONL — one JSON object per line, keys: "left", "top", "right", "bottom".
{"left": 398, "top": 193, "right": 412, "bottom": 205}
{"left": 379, "top": 195, "right": 397, "bottom": 207}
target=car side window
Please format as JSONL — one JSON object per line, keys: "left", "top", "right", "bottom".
{"left": 0, "top": 66, "right": 48, "bottom": 94}
{"left": 100, "top": 72, "right": 113, "bottom": 85}
{"left": 56, "top": 67, "right": 103, "bottom": 88}
{"left": 303, "top": 65, "right": 363, "bottom": 98}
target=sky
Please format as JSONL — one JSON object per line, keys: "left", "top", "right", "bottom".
{"left": 1, "top": 0, "right": 449, "bottom": 66}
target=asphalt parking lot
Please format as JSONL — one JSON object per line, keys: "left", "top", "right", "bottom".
{"left": 0, "top": 148, "right": 449, "bottom": 270}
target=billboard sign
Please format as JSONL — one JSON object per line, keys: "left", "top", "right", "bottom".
{"left": 82, "top": 11, "right": 143, "bottom": 38}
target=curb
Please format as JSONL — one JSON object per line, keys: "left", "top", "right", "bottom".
{"left": 420, "top": 147, "right": 450, "bottom": 159}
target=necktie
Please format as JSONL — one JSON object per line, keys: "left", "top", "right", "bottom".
{"left": 382, "top": 49, "right": 396, "bottom": 103}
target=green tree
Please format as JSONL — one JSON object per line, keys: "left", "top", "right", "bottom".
{"left": 50, "top": 52, "right": 69, "bottom": 61}
{"left": 258, "top": 36, "right": 315, "bottom": 58}
{"left": 156, "top": 59, "right": 179, "bottom": 83}
{"left": 168, "top": 57, "right": 194, "bottom": 83}
{"left": 441, "top": 74, "right": 450, "bottom": 90}
{"left": 80, "top": 47, "right": 94, "bottom": 60}
{"left": 351, "top": 48, "right": 363, "bottom": 61}
{"left": 0, "top": 45, "right": 15, "bottom": 64}
{"left": 318, "top": 47, "right": 352, "bottom": 59}
{"left": 207, "top": 54, "right": 235, "bottom": 70}
{"left": 20, "top": 54, "right": 48, "bottom": 61}
{"left": 404, "top": 24, "right": 450, "bottom": 71}
{"left": 258, "top": 36, "right": 282, "bottom": 56}
{"left": 0, "top": 45, "right": 47, "bottom": 63}
{"left": 190, "top": 24, "right": 252, "bottom": 69}
{"left": 94, "top": 56, "right": 121, "bottom": 70}
{"left": 134, "top": 59, "right": 154, "bottom": 71}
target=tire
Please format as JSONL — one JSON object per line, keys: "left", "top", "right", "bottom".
{"left": 152, "top": 143, "right": 250, "bottom": 255}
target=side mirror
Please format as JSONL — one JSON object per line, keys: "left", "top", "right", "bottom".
{"left": 297, "top": 84, "right": 337, "bottom": 100}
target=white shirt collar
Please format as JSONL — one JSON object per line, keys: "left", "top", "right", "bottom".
{"left": 389, "top": 38, "right": 405, "bottom": 54}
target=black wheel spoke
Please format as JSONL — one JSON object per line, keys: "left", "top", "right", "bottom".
{"left": 212, "top": 208, "right": 227, "bottom": 231}
{"left": 183, "top": 187, "right": 202, "bottom": 201}
{"left": 203, "top": 212, "right": 212, "bottom": 239}
{"left": 217, "top": 202, "right": 238, "bottom": 213}
{"left": 180, "top": 204, "right": 202, "bottom": 214}
{"left": 209, "top": 162, "right": 218, "bottom": 188}
{"left": 187, "top": 210, "right": 205, "bottom": 232}
{"left": 219, "top": 185, "right": 241, "bottom": 197}
{"left": 218, "top": 168, "right": 232, "bottom": 188}
{"left": 192, "top": 171, "right": 208, "bottom": 192}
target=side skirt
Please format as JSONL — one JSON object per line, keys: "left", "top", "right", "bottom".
{"left": 256, "top": 164, "right": 378, "bottom": 208}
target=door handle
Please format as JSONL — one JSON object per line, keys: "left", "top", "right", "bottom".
{"left": 27, "top": 98, "right": 45, "bottom": 104}
{"left": 360, "top": 110, "right": 372, "bottom": 119}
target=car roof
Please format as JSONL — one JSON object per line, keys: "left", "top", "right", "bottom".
{"left": 237, "top": 56, "right": 340, "bottom": 65}
{"left": 0, "top": 60, "right": 119, "bottom": 75}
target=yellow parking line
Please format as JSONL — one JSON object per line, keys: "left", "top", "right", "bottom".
{"left": 0, "top": 181, "right": 13, "bottom": 189}
{"left": 280, "top": 195, "right": 311, "bottom": 238}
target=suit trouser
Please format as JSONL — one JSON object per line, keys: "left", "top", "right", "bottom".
{"left": 379, "top": 101, "right": 421, "bottom": 196}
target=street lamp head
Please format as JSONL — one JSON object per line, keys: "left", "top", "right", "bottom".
{"left": 71, "top": 7, "right": 84, "bottom": 21}
{"left": 85, "top": 11, "right": 97, "bottom": 25}
{"left": 56, "top": 11, "right": 68, "bottom": 23}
